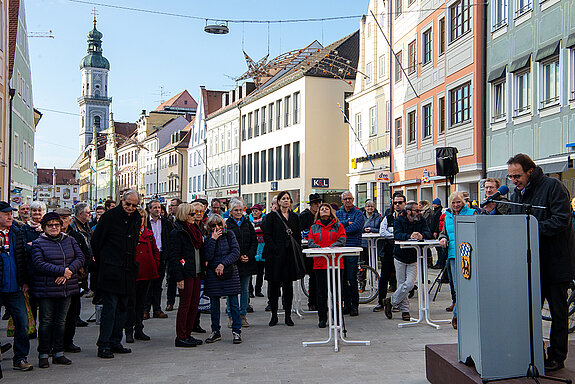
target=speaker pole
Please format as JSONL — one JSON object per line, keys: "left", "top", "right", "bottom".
{"left": 445, "top": 176, "right": 449, "bottom": 210}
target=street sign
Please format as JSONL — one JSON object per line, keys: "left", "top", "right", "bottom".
{"left": 311, "top": 178, "right": 329, "bottom": 188}
{"left": 375, "top": 171, "right": 392, "bottom": 182}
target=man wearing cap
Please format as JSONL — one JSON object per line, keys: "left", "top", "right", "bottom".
{"left": 299, "top": 193, "right": 322, "bottom": 311}
{"left": 57, "top": 207, "right": 88, "bottom": 353}
{"left": 91, "top": 190, "right": 142, "bottom": 359}
{"left": 0, "top": 201, "right": 33, "bottom": 371}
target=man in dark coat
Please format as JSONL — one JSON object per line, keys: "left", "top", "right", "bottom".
{"left": 298, "top": 193, "right": 322, "bottom": 311}
{"left": 91, "top": 190, "right": 142, "bottom": 359}
{"left": 507, "top": 154, "right": 575, "bottom": 371}
{"left": 145, "top": 199, "right": 173, "bottom": 319}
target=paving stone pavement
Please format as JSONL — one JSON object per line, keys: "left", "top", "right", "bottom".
{"left": 0, "top": 269, "right": 568, "bottom": 383}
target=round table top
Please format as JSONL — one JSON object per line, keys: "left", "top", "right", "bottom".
{"left": 395, "top": 240, "right": 441, "bottom": 246}
{"left": 303, "top": 247, "right": 363, "bottom": 255}
{"left": 362, "top": 233, "right": 384, "bottom": 238}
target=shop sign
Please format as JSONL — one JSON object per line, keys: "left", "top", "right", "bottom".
{"left": 270, "top": 182, "right": 278, "bottom": 191}
{"left": 422, "top": 169, "right": 429, "bottom": 183}
{"left": 311, "top": 178, "right": 329, "bottom": 188}
{"left": 226, "top": 189, "right": 238, "bottom": 195}
{"left": 375, "top": 171, "right": 392, "bottom": 183}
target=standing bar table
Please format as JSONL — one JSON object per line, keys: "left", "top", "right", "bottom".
{"left": 302, "top": 247, "right": 370, "bottom": 352}
{"left": 395, "top": 240, "right": 451, "bottom": 329}
{"left": 362, "top": 233, "right": 383, "bottom": 269}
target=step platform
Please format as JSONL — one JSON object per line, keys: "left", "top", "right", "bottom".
{"left": 426, "top": 342, "right": 575, "bottom": 383}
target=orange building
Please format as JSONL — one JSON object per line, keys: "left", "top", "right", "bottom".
{"left": 390, "top": 0, "right": 485, "bottom": 204}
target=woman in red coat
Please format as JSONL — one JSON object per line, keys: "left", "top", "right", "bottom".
{"left": 307, "top": 203, "right": 346, "bottom": 328}
{"left": 125, "top": 207, "right": 160, "bottom": 343}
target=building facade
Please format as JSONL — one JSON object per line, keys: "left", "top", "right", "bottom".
{"left": 157, "top": 128, "right": 190, "bottom": 202}
{"left": 35, "top": 168, "right": 80, "bottom": 208}
{"left": 486, "top": 0, "right": 575, "bottom": 197}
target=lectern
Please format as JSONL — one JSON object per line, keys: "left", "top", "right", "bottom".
{"left": 455, "top": 215, "right": 544, "bottom": 380}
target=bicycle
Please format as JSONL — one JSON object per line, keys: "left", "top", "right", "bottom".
{"left": 542, "top": 280, "right": 575, "bottom": 334}
{"left": 300, "top": 262, "right": 380, "bottom": 305}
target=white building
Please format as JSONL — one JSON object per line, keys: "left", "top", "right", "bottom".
{"left": 35, "top": 168, "right": 80, "bottom": 208}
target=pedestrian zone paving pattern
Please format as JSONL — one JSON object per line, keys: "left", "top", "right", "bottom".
{"left": 0, "top": 269, "right": 571, "bottom": 383}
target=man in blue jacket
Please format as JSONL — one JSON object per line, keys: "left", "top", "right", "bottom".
{"left": 336, "top": 191, "right": 365, "bottom": 316}
{"left": 0, "top": 201, "right": 33, "bottom": 371}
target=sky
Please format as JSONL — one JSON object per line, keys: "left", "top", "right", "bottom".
{"left": 27, "top": 0, "right": 367, "bottom": 168}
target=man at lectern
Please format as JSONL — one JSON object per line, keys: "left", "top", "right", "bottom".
{"left": 507, "top": 153, "right": 575, "bottom": 372}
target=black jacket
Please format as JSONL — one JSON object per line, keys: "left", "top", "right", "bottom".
{"left": 147, "top": 216, "right": 173, "bottom": 260}
{"left": 167, "top": 221, "right": 204, "bottom": 282}
{"left": 430, "top": 206, "right": 443, "bottom": 235}
{"left": 393, "top": 213, "right": 432, "bottom": 264}
{"left": 263, "top": 210, "right": 301, "bottom": 282}
{"left": 91, "top": 205, "right": 141, "bottom": 295}
{"left": 509, "top": 166, "right": 575, "bottom": 283}
{"left": 299, "top": 208, "right": 316, "bottom": 233}
{"left": 226, "top": 216, "right": 257, "bottom": 277}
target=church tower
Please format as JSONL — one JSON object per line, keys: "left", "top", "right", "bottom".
{"left": 78, "top": 15, "right": 111, "bottom": 152}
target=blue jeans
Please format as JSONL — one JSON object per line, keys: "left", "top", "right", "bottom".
{"left": 227, "top": 275, "right": 250, "bottom": 316}
{"left": 38, "top": 297, "right": 71, "bottom": 358}
{"left": 210, "top": 295, "right": 241, "bottom": 334}
{"left": 97, "top": 291, "right": 129, "bottom": 350}
{"left": 342, "top": 256, "right": 359, "bottom": 310}
{"left": 448, "top": 258, "right": 458, "bottom": 319}
{"left": 0, "top": 291, "right": 30, "bottom": 363}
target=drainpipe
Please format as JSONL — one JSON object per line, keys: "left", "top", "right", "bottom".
{"left": 7, "top": 88, "right": 15, "bottom": 202}
{"left": 481, "top": 1, "right": 487, "bottom": 180}
{"left": 238, "top": 104, "right": 242, "bottom": 196}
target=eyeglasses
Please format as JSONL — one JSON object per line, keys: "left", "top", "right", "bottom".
{"left": 507, "top": 172, "right": 525, "bottom": 180}
{"left": 393, "top": 201, "right": 405, "bottom": 205}
{"left": 409, "top": 209, "right": 421, "bottom": 213}
{"left": 342, "top": 197, "right": 353, "bottom": 201}
{"left": 45, "top": 223, "right": 61, "bottom": 228}
{"left": 123, "top": 202, "right": 138, "bottom": 208}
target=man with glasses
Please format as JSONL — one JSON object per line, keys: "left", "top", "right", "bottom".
{"left": 507, "top": 153, "right": 575, "bottom": 372}
{"left": 168, "top": 199, "right": 182, "bottom": 223}
{"left": 481, "top": 178, "right": 509, "bottom": 215}
{"left": 91, "top": 190, "right": 142, "bottom": 359}
{"left": 373, "top": 194, "right": 405, "bottom": 312}
{"left": 335, "top": 191, "right": 365, "bottom": 316}
{"left": 383, "top": 201, "right": 432, "bottom": 321}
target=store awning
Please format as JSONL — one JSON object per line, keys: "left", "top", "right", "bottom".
{"left": 539, "top": 157, "right": 569, "bottom": 174}
{"left": 509, "top": 54, "right": 531, "bottom": 73}
{"left": 488, "top": 65, "right": 507, "bottom": 82}
{"left": 535, "top": 40, "right": 561, "bottom": 62}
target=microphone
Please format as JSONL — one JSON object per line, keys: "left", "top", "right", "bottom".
{"left": 480, "top": 185, "right": 509, "bottom": 207}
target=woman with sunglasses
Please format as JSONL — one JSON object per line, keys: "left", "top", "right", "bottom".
{"left": 438, "top": 191, "right": 477, "bottom": 329}
{"left": 167, "top": 202, "right": 205, "bottom": 348}
{"left": 30, "top": 212, "right": 84, "bottom": 368}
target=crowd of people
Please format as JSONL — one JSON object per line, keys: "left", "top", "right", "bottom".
{"left": 0, "top": 153, "right": 573, "bottom": 373}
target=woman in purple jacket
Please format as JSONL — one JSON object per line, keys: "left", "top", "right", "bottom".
{"left": 30, "top": 212, "right": 84, "bottom": 368}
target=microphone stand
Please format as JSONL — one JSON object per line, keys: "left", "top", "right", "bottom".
{"left": 482, "top": 200, "right": 570, "bottom": 384}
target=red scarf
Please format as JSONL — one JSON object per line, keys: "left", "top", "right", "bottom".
{"left": 184, "top": 222, "right": 203, "bottom": 249}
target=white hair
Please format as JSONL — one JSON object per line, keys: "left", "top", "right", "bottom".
{"left": 30, "top": 201, "right": 46, "bottom": 212}
{"left": 229, "top": 198, "right": 244, "bottom": 212}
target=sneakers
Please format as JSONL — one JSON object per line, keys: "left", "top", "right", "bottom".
{"left": 185, "top": 336, "right": 203, "bottom": 346}
{"left": 53, "top": 355, "right": 72, "bottom": 365}
{"left": 241, "top": 315, "right": 250, "bottom": 327}
{"left": 383, "top": 298, "right": 393, "bottom": 319}
{"left": 232, "top": 331, "right": 242, "bottom": 344}
{"left": 13, "top": 359, "right": 34, "bottom": 371}
{"left": 401, "top": 312, "right": 411, "bottom": 321}
{"left": 205, "top": 331, "right": 222, "bottom": 344}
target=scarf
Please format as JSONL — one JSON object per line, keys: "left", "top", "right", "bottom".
{"left": 184, "top": 222, "right": 203, "bottom": 249}
{"left": 320, "top": 218, "right": 332, "bottom": 226}
{"left": 27, "top": 220, "right": 42, "bottom": 232}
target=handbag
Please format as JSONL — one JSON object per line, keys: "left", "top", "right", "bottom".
{"left": 275, "top": 211, "right": 306, "bottom": 280}
{"left": 7, "top": 291, "right": 36, "bottom": 337}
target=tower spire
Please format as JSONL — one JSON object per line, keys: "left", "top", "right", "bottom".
{"left": 92, "top": 7, "right": 98, "bottom": 27}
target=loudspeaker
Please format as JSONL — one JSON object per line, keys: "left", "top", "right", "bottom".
{"left": 436, "top": 147, "right": 459, "bottom": 176}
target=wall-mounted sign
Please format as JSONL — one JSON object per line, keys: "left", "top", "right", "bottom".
{"left": 352, "top": 151, "right": 391, "bottom": 166}
{"left": 375, "top": 171, "right": 392, "bottom": 183}
{"left": 422, "top": 169, "right": 429, "bottom": 183}
{"left": 226, "top": 189, "right": 238, "bottom": 195}
{"left": 312, "top": 178, "right": 329, "bottom": 188}
{"left": 271, "top": 182, "right": 278, "bottom": 191}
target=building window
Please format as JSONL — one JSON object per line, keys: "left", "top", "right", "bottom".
{"left": 247, "top": 154, "right": 253, "bottom": 184}
{"left": 261, "top": 106, "right": 267, "bottom": 134}
{"left": 491, "top": 79, "right": 506, "bottom": 121}
{"left": 284, "top": 95, "right": 291, "bottom": 127}
{"left": 450, "top": 0, "right": 471, "bottom": 43}
{"left": 276, "top": 100, "right": 282, "bottom": 130}
{"left": 492, "top": 0, "right": 507, "bottom": 30}
{"left": 226, "top": 128, "right": 231, "bottom": 149}
{"left": 268, "top": 148, "right": 274, "bottom": 181}
{"left": 284, "top": 144, "right": 291, "bottom": 179}
{"left": 367, "top": 22, "right": 372, "bottom": 38}
{"left": 395, "top": 0, "right": 402, "bottom": 17}
{"left": 540, "top": 57, "right": 560, "bottom": 108}
{"left": 379, "top": 54, "right": 387, "bottom": 78}
{"left": 254, "top": 152, "right": 260, "bottom": 183}
{"left": 268, "top": 103, "right": 274, "bottom": 132}
{"left": 261, "top": 150, "right": 267, "bottom": 182}
{"left": 93, "top": 115, "right": 101, "bottom": 130}
{"left": 234, "top": 163, "right": 239, "bottom": 185}
{"left": 366, "top": 62, "right": 373, "bottom": 83}
{"left": 407, "top": 110, "right": 416, "bottom": 144}
{"left": 241, "top": 115, "right": 246, "bottom": 141}
{"left": 422, "top": 103, "right": 432, "bottom": 139}
{"left": 450, "top": 81, "right": 472, "bottom": 126}
{"left": 369, "top": 106, "right": 377, "bottom": 136}
{"left": 254, "top": 110, "right": 259, "bottom": 137}
{"left": 570, "top": 49, "right": 575, "bottom": 101}
{"left": 439, "top": 18, "right": 445, "bottom": 55}
{"left": 227, "top": 165, "right": 232, "bottom": 185}
{"left": 386, "top": 101, "right": 391, "bottom": 133}
{"left": 293, "top": 92, "right": 300, "bottom": 124}
{"left": 355, "top": 113, "right": 362, "bottom": 141}
{"left": 395, "top": 50, "right": 403, "bottom": 82}
{"left": 515, "top": 0, "right": 532, "bottom": 17}
{"left": 241, "top": 156, "right": 246, "bottom": 185}
{"left": 293, "top": 142, "right": 300, "bottom": 178}
{"left": 275, "top": 146, "right": 282, "bottom": 180}
{"left": 395, "top": 118, "right": 402, "bottom": 147}
{"left": 438, "top": 97, "right": 446, "bottom": 134}
{"left": 422, "top": 29, "right": 432, "bottom": 66}
{"left": 408, "top": 41, "right": 417, "bottom": 74}
{"left": 247, "top": 112, "right": 253, "bottom": 139}
{"left": 221, "top": 166, "right": 226, "bottom": 186}
{"left": 233, "top": 126, "right": 239, "bottom": 148}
